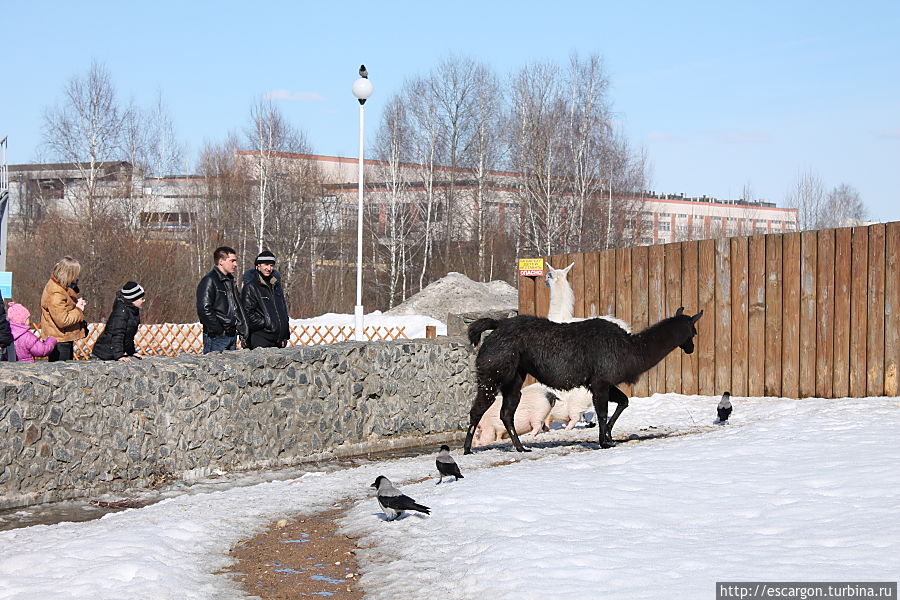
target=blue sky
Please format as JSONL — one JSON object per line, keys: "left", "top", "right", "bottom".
{"left": 3, "top": 0, "right": 899, "bottom": 221}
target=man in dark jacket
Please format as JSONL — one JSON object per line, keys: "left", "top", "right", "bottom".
{"left": 241, "top": 250, "right": 290, "bottom": 349}
{"left": 93, "top": 281, "right": 144, "bottom": 361}
{"left": 197, "top": 246, "right": 248, "bottom": 353}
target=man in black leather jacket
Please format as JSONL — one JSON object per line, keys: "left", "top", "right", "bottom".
{"left": 241, "top": 250, "right": 290, "bottom": 349}
{"left": 196, "top": 246, "right": 248, "bottom": 353}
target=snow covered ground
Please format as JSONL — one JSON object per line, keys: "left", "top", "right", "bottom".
{"left": 1, "top": 394, "right": 898, "bottom": 599}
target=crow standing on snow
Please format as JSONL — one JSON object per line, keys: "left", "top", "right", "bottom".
{"left": 435, "top": 445, "right": 464, "bottom": 484}
{"left": 371, "top": 476, "right": 431, "bottom": 521}
{"left": 359, "top": 64, "right": 368, "bottom": 78}
{"left": 717, "top": 391, "right": 733, "bottom": 423}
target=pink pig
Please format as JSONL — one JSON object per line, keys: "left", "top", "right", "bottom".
{"left": 473, "top": 383, "right": 555, "bottom": 447}
{"left": 545, "top": 387, "right": 594, "bottom": 430}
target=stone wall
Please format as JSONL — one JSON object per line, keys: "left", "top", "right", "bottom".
{"left": 0, "top": 338, "right": 476, "bottom": 510}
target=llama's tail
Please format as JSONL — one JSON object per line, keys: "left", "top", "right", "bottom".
{"left": 467, "top": 318, "right": 500, "bottom": 347}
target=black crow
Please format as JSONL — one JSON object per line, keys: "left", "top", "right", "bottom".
{"left": 717, "top": 391, "right": 733, "bottom": 423}
{"left": 359, "top": 64, "right": 368, "bottom": 78}
{"left": 371, "top": 476, "right": 430, "bottom": 520}
{"left": 435, "top": 445, "right": 464, "bottom": 484}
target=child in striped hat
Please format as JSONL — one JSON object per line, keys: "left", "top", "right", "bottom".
{"left": 92, "top": 281, "right": 146, "bottom": 361}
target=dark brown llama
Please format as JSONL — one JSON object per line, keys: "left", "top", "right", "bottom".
{"left": 464, "top": 307, "right": 703, "bottom": 454}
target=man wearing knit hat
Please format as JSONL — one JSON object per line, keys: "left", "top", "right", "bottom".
{"left": 241, "top": 250, "right": 290, "bottom": 349}
{"left": 92, "top": 281, "right": 146, "bottom": 361}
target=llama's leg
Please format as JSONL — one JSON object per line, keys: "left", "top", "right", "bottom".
{"left": 589, "top": 381, "right": 615, "bottom": 448}
{"left": 604, "top": 385, "right": 630, "bottom": 444}
{"left": 499, "top": 373, "right": 530, "bottom": 452}
{"left": 464, "top": 379, "right": 498, "bottom": 454}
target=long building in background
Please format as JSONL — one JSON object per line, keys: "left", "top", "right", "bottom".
{"left": 240, "top": 153, "right": 799, "bottom": 244}
{"left": 7, "top": 153, "right": 799, "bottom": 247}
{"left": 631, "top": 192, "right": 798, "bottom": 244}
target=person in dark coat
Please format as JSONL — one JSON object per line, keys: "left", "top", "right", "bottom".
{"left": 197, "top": 246, "right": 249, "bottom": 353}
{"left": 241, "top": 250, "right": 290, "bottom": 349}
{"left": 92, "top": 282, "right": 145, "bottom": 361}
{"left": 0, "top": 291, "right": 15, "bottom": 361}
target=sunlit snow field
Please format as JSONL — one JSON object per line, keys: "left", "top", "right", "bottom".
{"left": 1, "top": 393, "right": 897, "bottom": 600}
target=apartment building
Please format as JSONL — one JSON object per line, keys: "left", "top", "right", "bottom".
{"left": 8, "top": 154, "right": 799, "bottom": 246}
{"left": 632, "top": 193, "right": 798, "bottom": 245}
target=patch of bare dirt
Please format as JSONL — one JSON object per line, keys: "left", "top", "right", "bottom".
{"left": 227, "top": 506, "right": 363, "bottom": 600}
{"left": 224, "top": 433, "right": 709, "bottom": 598}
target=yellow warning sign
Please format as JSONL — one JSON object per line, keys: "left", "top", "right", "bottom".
{"left": 518, "top": 258, "right": 544, "bottom": 277}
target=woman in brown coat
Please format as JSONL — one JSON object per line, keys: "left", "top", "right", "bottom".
{"left": 40, "top": 256, "right": 87, "bottom": 361}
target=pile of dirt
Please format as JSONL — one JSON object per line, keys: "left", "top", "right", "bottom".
{"left": 384, "top": 272, "right": 518, "bottom": 322}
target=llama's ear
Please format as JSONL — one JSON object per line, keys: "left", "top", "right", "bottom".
{"left": 691, "top": 310, "right": 704, "bottom": 323}
{"left": 563, "top": 262, "right": 575, "bottom": 273}
{"left": 675, "top": 306, "right": 685, "bottom": 317}
{"left": 546, "top": 261, "right": 556, "bottom": 271}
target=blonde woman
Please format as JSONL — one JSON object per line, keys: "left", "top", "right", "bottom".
{"left": 40, "top": 256, "right": 88, "bottom": 361}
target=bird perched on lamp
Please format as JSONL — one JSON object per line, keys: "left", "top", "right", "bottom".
{"left": 359, "top": 64, "right": 368, "bottom": 78}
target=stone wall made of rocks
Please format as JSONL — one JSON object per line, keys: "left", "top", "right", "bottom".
{"left": 0, "top": 338, "right": 476, "bottom": 510}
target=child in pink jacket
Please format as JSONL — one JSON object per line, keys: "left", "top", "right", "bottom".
{"left": 7, "top": 302, "right": 57, "bottom": 362}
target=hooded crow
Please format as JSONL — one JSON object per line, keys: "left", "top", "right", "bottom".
{"left": 717, "top": 391, "right": 733, "bottom": 423}
{"left": 435, "top": 444, "right": 464, "bottom": 484}
{"left": 371, "top": 476, "right": 430, "bottom": 521}
{"left": 359, "top": 64, "right": 368, "bottom": 78}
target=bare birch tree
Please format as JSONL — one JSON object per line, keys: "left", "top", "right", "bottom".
{"left": 245, "top": 100, "right": 307, "bottom": 251}
{"left": 427, "top": 56, "right": 484, "bottom": 266}
{"left": 463, "top": 65, "right": 504, "bottom": 279}
{"left": 593, "top": 132, "right": 646, "bottom": 248}
{"left": 403, "top": 75, "right": 444, "bottom": 291}
{"left": 823, "top": 183, "right": 867, "bottom": 226}
{"left": 561, "top": 53, "right": 612, "bottom": 250}
{"left": 508, "top": 60, "right": 569, "bottom": 256}
{"left": 189, "top": 135, "right": 246, "bottom": 276}
{"left": 371, "top": 96, "right": 420, "bottom": 307}
{"left": 785, "top": 170, "right": 828, "bottom": 230}
{"left": 42, "top": 60, "right": 128, "bottom": 260}
{"left": 118, "top": 93, "right": 185, "bottom": 234}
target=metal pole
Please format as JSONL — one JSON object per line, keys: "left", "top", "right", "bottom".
{"left": 0, "top": 136, "right": 9, "bottom": 272}
{"left": 605, "top": 183, "right": 612, "bottom": 250}
{"left": 354, "top": 103, "right": 365, "bottom": 341}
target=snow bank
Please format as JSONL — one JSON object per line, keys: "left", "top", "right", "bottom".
{"left": 1, "top": 394, "right": 897, "bottom": 600}
{"left": 341, "top": 396, "right": 900, "bottom": 599}
{"left": 384, "top": 272, "right": 517, "bottom": 322}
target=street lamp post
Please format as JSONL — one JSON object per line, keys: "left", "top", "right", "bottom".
{"left": 351, "top": 66, "right": 373, "bottom": 342}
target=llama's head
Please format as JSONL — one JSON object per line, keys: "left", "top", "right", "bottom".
{"left": 674, "top": 306, "right": 704, "bottom": 354}
{"left": 544, "top": 261, "right": 575, "bottom": 288}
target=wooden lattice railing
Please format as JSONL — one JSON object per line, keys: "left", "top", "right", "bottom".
{"left": 29, "top": 323, "right": 408, "bottom": 360}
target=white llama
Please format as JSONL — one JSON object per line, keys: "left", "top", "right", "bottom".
{"left": 541, "top": 261, "right": 631, "bottom": 430}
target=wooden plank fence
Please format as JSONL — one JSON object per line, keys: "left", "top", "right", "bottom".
{"left": 28, "top": 323, "right": 408, "bottom": 360}
{"left": 519, "top": 221, "right": 900, "bottom": 399}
